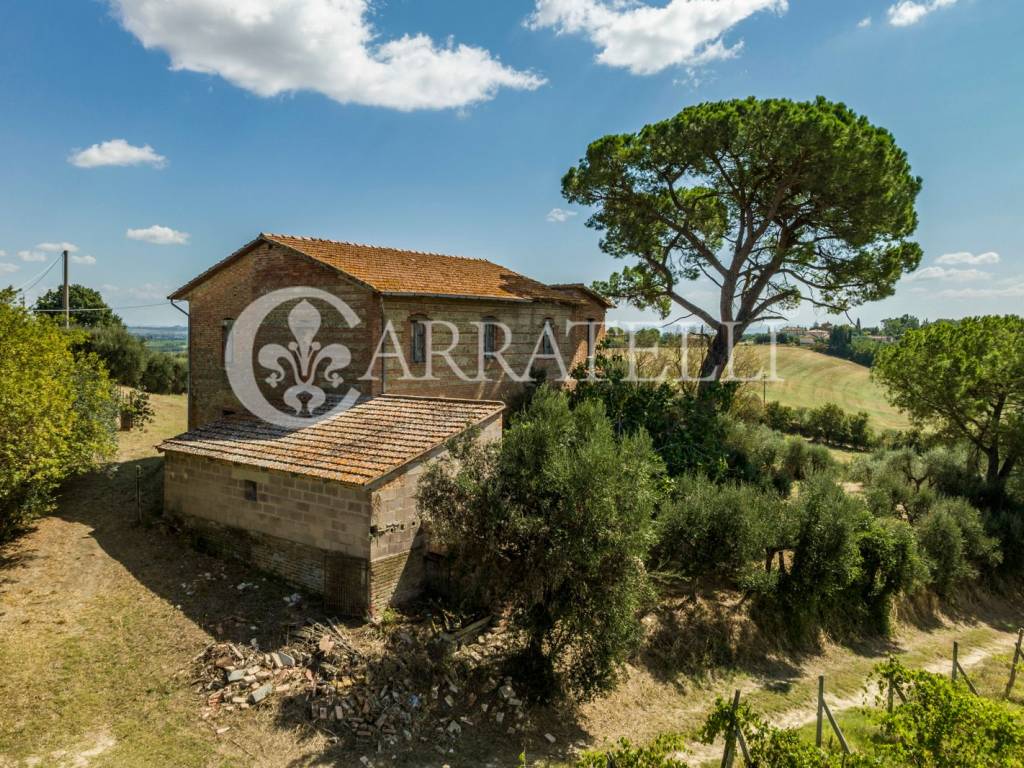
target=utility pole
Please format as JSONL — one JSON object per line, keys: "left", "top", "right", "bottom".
{"left": 62, "top": 249, "right": 70, "bottom": 329}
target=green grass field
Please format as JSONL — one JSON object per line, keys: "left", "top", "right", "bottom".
{"left": 745, "top": 344, "right": 911, "bottom": 432}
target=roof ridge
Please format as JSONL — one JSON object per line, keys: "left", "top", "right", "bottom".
{"left": 261, "top": 232, "right": 499, "bottom": 266}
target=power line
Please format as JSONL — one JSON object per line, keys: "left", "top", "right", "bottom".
{"left": 15, "top": 254, "right": 61, "bottom": 292}
{"left": 31, "top": 301, "right": 172, "bottom": 312}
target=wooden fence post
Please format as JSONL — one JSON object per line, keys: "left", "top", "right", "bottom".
{"left": 816, "top": 676, "right": 824, "bottom": 748}
{"left": 816, "top": 675, "right": 851, "bottom": 755}
{"left": 1005, "top": 628, "right": 1023, "bottom": 699}
{"left": 952, "top": 641, "right": 979, "bottom": 695}
{"left": 720, "top": 689, "right": 741, "bottom": 768}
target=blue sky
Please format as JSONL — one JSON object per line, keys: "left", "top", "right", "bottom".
{"left": 1, "top": 0, "right": 1021, "bottom": 327}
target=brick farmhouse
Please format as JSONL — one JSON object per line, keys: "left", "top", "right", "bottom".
{"left": 159, "top": 233, "right": 611, "bottom": 614}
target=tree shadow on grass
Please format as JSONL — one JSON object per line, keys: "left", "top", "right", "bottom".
{"left": 55, "top": 456, "right": 310, "bottom": 645}
{"left": 53, "top": 456, "right": 582, "bottom": 767}
{"left": 0, "top": 536, "right": 39, "bottom": 589}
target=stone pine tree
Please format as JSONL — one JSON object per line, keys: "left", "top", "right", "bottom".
{"left": 561, "top": 96, "right": 923, "bottom": 387}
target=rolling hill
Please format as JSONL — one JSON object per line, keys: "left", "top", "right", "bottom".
{"left": 745, "top": 344, "right": 911, "bottom": 432}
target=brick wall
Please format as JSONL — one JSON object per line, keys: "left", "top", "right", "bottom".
{"left": 180, "top": 513, "right": 327, "bottom": 594}
{"left": 185, "top": 242, "right": 379, "bottom": 429}
{"left": 364, "top": 414, "right": 503, "bottom": 610}
{"left": 181, "top": 241, "right": 608, "bottom": 425}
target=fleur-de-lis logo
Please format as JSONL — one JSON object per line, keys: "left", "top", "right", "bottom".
{"left": 226, "top": 287, "right": 361, "bottom": 429}
{"left": 257, "top": 300, "right": 351, "bottom": 416}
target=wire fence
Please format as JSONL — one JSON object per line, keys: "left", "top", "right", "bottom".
{"left": 712, "top": 630, "right": 1024, "bottom": 767}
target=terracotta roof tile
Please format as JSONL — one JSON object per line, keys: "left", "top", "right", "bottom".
{"left": 158, "top": 395, "right": 503, "bottom": 486}
{"left": 169, "top": 233, "right": 577, "bottom": 304}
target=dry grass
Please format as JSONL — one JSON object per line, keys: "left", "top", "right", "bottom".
{"left": 1, "top": 395, "right": 1018, "bottom": 768}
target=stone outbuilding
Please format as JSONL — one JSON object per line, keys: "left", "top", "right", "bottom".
{"left": 159, "top": 395, "right": 503, "bottom": 615}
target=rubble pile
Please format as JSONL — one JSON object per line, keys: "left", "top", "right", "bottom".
{"left": 193, "top": 617, "right": 547, "bottom": 752}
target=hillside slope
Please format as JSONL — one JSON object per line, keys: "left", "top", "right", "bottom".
{"left": 746, "top": 345, "right": 911, "bottom": 432}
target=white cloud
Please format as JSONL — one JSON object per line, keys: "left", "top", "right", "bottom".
{"left": 857, "top": 16, "right": 872, "bottom": 28}
{"left": 905, "top": 266, "right": 991, "bottom": 282}
{"left": 71, "top": 254, "right": 97, "bottom": 266}
{"left": 19, "top": 242, "right": 79, "bottom": 262}
{"left": 126, "top": 225, "right": 190, "bottom": 245}
{"left": 932, "top": 281, "right": 1024, "bottom": 300}
{"left": 0, "top": 250, "right": 6, "bottom": 258}
{"left": 109, "top": 0, "right": 545, "bottom": 111}
{"left": 68, "top": 139, "right": 167, "bottom": 169}
{"left": 546, "top": 207, "right": 578, "bottom": 223}
{"left": 887, "top": 0, "right": 957, "bottom": 27}
{"left": 36, "top": 241, "right": 80, "bottom": 253}
{"left": 0, "top": 263, "right": 19, "bottom": 274}
{"left": 127, "top": 283, "right": 170, "bottom": 300}
{"left": 935, "top": 250, "right": 1000, "bottom": 265}
{"left": 527, "top": 0, "right": 787, "bottom": 74}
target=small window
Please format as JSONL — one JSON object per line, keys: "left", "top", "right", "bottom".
{"left": 482, "top": 316, "right": 498, "bottom": 357}
{"left": 243, "top": 479, "right": 258, "bottom": 502}
{"left": 222, "top": 318, "right": 234, "bottom": 367}
{"left": 541, "top": 318, "right": 555, "bottom": 355}
{"left": 586, "top": 318, "right": 597, "bottom": 358}
{"left": 410, "top": 318, "right": 427, "bottom": 363}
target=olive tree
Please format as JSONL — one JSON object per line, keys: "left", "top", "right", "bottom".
{"left": 561, "top": 96, "right": 923, "bottom": 386}
{"left": 417, "top": 387, "right": 665, "bottom": 699}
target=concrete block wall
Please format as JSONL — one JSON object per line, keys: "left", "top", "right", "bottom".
{"left": 163, "top": 453, "right": 373, "bottom": 559}
{"left": 163, "top": 415, "right": 501, "bottom": 614}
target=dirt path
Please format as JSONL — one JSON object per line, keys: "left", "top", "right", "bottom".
{"left": 675, "top": 629, "right": 1021, "bottom": 766}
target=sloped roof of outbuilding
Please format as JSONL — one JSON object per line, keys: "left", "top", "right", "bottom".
{"left": 158, "top": 395, "right": 503, "bottom": 487}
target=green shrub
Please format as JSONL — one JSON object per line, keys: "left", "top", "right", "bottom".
{"left": 763, "top": 401, "right": 875, "bottom": 449}
{"left": 0, "top": 301, "right": 117, "bottom": 540}
{"left": 805, "top": 402, "right": 849, "bottom": 446}
{"left": 771, "top": 475, "right": 923, "bottom": 637}
{"left": 723, "top": 419, "right": 836, "bottom": 494}
{"left": 83, "top": 323, "right": 147, "bottom": 387}
{"left": 418, "top": 387, "right": 666, "bottom": 699}
{"left": 141, "top": 352, "right": 188, "bottom": 394}
{"left": 916, "top": 498, "right": 1001, "bottom": 596}
{"left": 763, "top": 400, "right": 797, "bottom": 432}
{"left": 573, "top": 734, "right": 688, "bottom": 768}
{"left": 699, "top": 697, "right": 851, "bottom": 767}
{"left": 569, "top": 354, "right": 735, "bottom": 479}
{"left": 846, "top": 411, "right": 873, "bottom": 449}
{"left": 869, "top": 659, "right": 1024, "bottom": 767}
{"left": 653, "top": 475, "right": 792, "bottom": 582}
{"left": 851, "top": 517, "right": 925, "bottom": 633}
{"left": 775, "top": 475, "right": 869, "bottom": 636}
{"left": 923, "top": 445, "right": 987, "bottom": 502}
